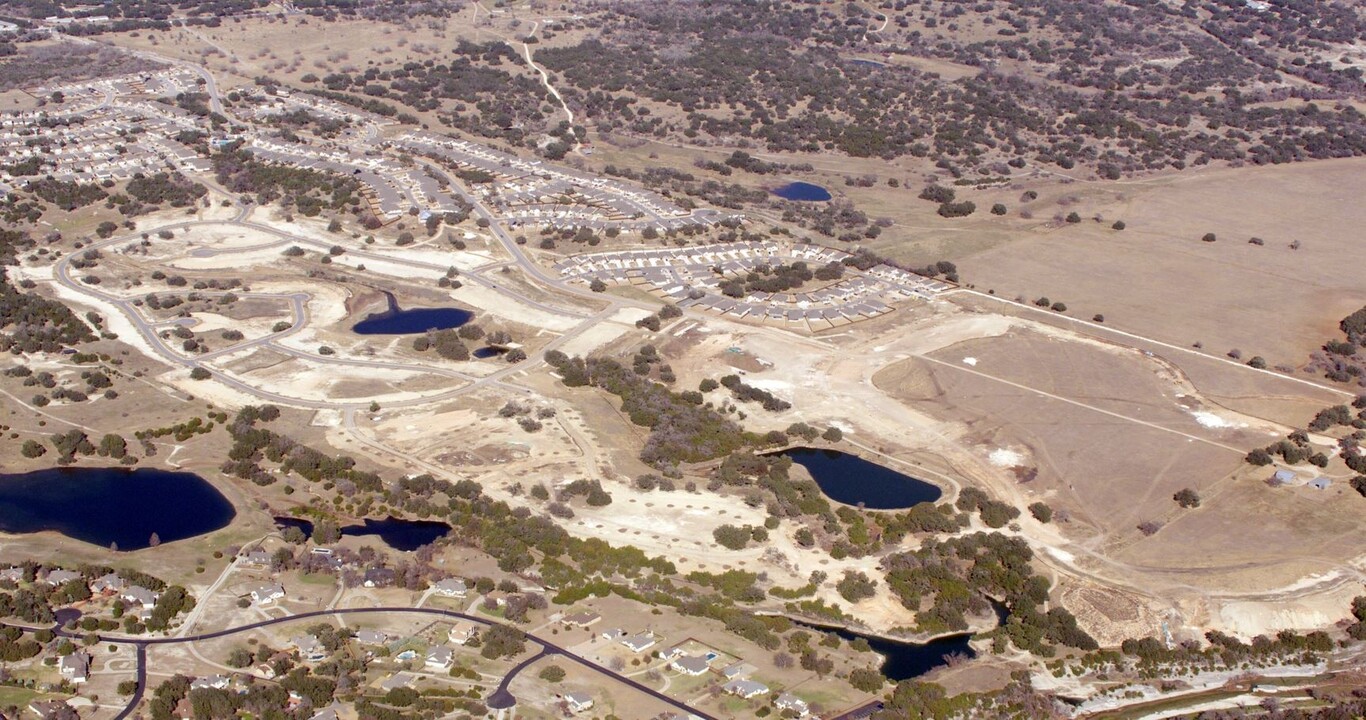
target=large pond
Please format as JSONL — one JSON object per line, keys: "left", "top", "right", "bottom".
{"left": 794, "top": 619, "right": 976, "bottom": 681}
{"left": 352, "top": 292, "right": 472, "bottom": 335}
{"left": 771, "top": 182, "right": 832, "bottom": 202}
{"left": 274, "top": 516, "right": 452, "bottom": 551}
{"left": 0, "top": 467, "right": 236, "bottom": 550}
{"left": 774, "top": 447, "right": 943, "bottom": 509}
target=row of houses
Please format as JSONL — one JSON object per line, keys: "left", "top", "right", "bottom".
{"left": 560, "top": 611, "right": 811, "bottom": 716}
{"left": 555, "top": 240, "right": 948, "bottom": 330}
{"left": 393, "top": 131, "right": 722, "bottom": 233}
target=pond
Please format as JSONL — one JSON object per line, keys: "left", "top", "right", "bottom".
{"left": 0, "top": 467, "right": 236, "bottom": 550}
{"left": 793, "top": 619, "right": 976, "bottom": 681}
{"left": 771, "top": 182, "right": 832, "bottom": 202}
{"left": 773, "top": 447, "right": 943, "bottom": 510}
{"left": 274, "top": 516, "right": 452, "bottom": 551}
{"left": 472, "top": 346, "right": 504, "bottom": 359}
{"left": 352, "top": 291, "right": 472, "bottom": 335}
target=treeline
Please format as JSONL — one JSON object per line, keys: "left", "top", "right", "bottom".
{"left": 545, "top": 351, "right": 767, "bottom": 468}
{"left": 212, "top": 146, "right": 363, "bottom": 217}
{"left": 883, "top": 532, "right": 1096, "bottom": 655}
{"left": 0, "top": 228, "right": 94, "bottom": 353}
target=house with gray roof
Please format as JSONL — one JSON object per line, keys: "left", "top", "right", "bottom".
{"left": 722, "top": 679, "right": 769, "bottom": 699}
{"left": 564, "top": 692, "right": 594, "bottom": 713}
{"left": 670, "top": 655, "right": 711, "bottom": 676}
{"left": 90, "top": 573, "right": 126, "bottom": 594}
{"left": 121, "top": 586, "right": 159, "bottom": 609}
{"left": 59, "top": 651, "right": 91, "bottom": 683}
{"left": 250, "top": 583, "right": 285, "bottom": 604}
{"left": 355, "top": 629, "right": 388, "bottom": 645}
{"left": 775, "top": 693, "right": 810, "bottom": 716}
{"left": 44, "top": 570, "right": 83, "bottom": 586}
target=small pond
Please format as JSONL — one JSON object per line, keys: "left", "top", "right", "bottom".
{"left": 792, "top": 619, "right": 976, "bottom": 681}
{"left": 274, "top": 516, "right": 452, "bottom": 551}
{"left": 772, "top": 447, "right": 943, "bottom": 510}
{"left": 0, "top": 467, "right": 236, "bottom": 550}
{"left": 352, "top": 291, "right": 472, "bottom": 335}
{"left": 472, "top": 346, "right": 504, "bottom": 359}
{"left": 771, "top": 182, "right": 832, "bottom": 202}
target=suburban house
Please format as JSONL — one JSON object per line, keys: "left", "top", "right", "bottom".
{"left": 1271, "top": 469, "right": 1297, "bottom": 485}
{"left": 620, "top": 633, "right": 658, "bottom": 653}
{"left": 243, "top": 550, "right": 272, "bottom": 566}
{"left": 433, "top": 578, "right": 467, "bottom": 597}
{"left": 292, "top": 635, "right": 325, "bottom": 662}
{"left": 0, "top": 567, "right": 23, "bottom": 583}
{"left": 356, "top": 629, "right": 389, "bottom": 645}
{"left": 59, "top": 651, "right": 91, "bottom": 684}
{"left": 722, "top": 679, "right": 769, "bottom": 699}
{"left": 364, "top": 567, "right": 397, "bottom": 588}
{"left": 90, "top": 573, "right": 126, "bottom": 594}
{"left": 249, "top": 583, "right": 286, "bottom": 604}
{"left": 44, "top": 570, "right": 83, "bottom": 586}
{"left": 600, "top": 628, "right": 625, "bottom": 642}
{"left": 774, "top": 693, "right": 810, "bottom": 717}
{"left": 448, "top": 621, "right": 477, "bottom": 646}
{"left": 190, "top": 675, "right": 230, "bottom": 691}
{"left": 561, "top": 611, "right": 601, "bottom": 628}
{"left": 121, "top": 586, "right": 160, "bottom": 609}
{"left": 563, "top": 692, "right": 594, "bottom": 714}
{"left": 721, "top": 661, "right": 755, "bottom": 680}
{"left": 379, "top": 673, "right": 415, "bottom": 692}
{"left": 308, "top": 707, "right": 340, "bottom": 720}
{"left": 27, "top": 701, "right": 73, "bottom": 720}
{"left": 670, "top": 655, "right": 711, "bottom": 676}
{"left": 425, "top": 646, "right": 453, "bottom": 670}
{"left": 248, "top": 582, "right": 285, "bottom": 606}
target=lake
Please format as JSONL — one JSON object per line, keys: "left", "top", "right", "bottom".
{"left": 771, "top": 182, "right": 832, "bottom": 202}
{"left": 352, "top": 291, "right": 472, "bottom": 335}
{"left": 774, "top": 447, "right": 943, "bottom": 509}
{"left": 794, "top": 619, "right": 975, "bottom": 681}
{"left": 0, "top": 467, "right": 236, "bottom": 550}
{"left": 274, "top": 516, "right": 452, "bottom": 551}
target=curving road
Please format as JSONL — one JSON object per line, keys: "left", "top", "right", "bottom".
{"left": 13, "top": 606, "right": 717, "bottom": 720}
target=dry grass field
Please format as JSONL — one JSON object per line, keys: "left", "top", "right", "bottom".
{"left": 942, "top": 158, "right": 1366, "bottom": 368}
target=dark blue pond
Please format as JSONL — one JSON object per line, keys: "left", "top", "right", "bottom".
{"left": 771, "top": 182, "right": 832, "bottom": 202}
{"left": 352, "top": 292, "right": 472, "bottom": 335}
{"left": 0, "top": 467, "right": 236, "bottom": 550}
{"left": 472, "top": 346, "right": 503, "bottom": 359}
{"left": 794, "top": 619, "right": 975, "bottom": 681}
{"left": 352, "top": 307, "right": 472, "bottom": 335}
{"left": 274, "top": 516, "right": 451, "bottom": 551}
{"left": 775, "top": 447, "right": 942, "bottom": 509}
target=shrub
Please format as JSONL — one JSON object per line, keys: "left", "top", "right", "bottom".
{"left": 189, "top": 367, "right": 211, "bottom": 380}
{"left": 1173, "top": 488, "right": 1200, "bottom": 508}
{"left": 1111, "top": 220, "right": 1125, "bottom": 230}
{"left": 1201, "top": 232, "right": 1217, "bottom": 242}
{"left": 1028, "top": 502, "right": 1052, "bottom": 523}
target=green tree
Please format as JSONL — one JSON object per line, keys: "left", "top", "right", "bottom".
{"left": 538, "top": 664, "right": 565, "bottom": 682}
{"left": 21, "top": 439, "right": 45, "bottom": 458}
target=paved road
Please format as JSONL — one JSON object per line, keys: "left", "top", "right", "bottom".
{"left": 14, "top": 606, "right": 718, "bottom": 720}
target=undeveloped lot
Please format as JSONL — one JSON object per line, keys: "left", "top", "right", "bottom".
{"left": 954, "top": 158, "right": 1366, "bottom": 368}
